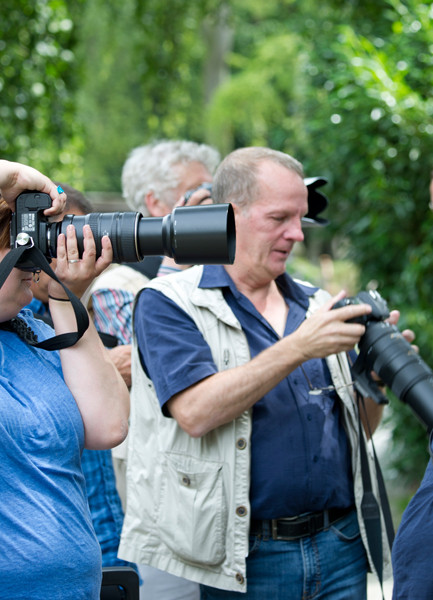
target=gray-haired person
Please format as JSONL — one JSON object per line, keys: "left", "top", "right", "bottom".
{"left": 92, "top": 139, "right": 221, "bottom": 600}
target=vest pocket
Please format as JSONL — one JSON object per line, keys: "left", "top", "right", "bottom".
{"left": 157, "top": 452, "right": 227, "bottom": 566}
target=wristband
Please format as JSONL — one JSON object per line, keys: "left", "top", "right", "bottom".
{"left": 48, "top": 295, "right": 70, "bottom": 302}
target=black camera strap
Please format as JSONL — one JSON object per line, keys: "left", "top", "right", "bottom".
{"left": 0, "top": 245, "right": 89, "bottom": 350}
{"left": 357, "top": 391, "right": 394, "bottom": 599}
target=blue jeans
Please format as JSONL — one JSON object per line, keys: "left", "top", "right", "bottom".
{"left": 200, "top": 510, "right": 368, "bottom": 600}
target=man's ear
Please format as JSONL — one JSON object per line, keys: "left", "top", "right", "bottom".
{"left": 145, "top": 191, "right": 168, "bottom": 217}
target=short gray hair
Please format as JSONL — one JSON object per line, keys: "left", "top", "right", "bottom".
{"left": 121, "top": 139, "right": 221, "bottom": 215}
{"left": 212, "top": 147, "right": 304, "bottom": 209}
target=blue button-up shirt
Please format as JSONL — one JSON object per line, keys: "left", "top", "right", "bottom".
{"left": 135, "top": 265, "right": 354, "bottom": 519}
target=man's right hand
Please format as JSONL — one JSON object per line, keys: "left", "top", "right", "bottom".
{"left": 290, "top": 290, "right": 372, "bottom": 362}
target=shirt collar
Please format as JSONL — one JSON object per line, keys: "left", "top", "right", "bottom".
{"left": 199, "top": 265, "right": 318, "bottom": 310}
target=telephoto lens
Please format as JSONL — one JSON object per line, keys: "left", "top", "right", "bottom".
{"left": 358, "top": 321, "right": 433, "bottom": 432}
{"left": 333, "top": 289, "right": 433, "bottom": 431}
{"left": 47, "top": 203, "right": 236, "bottom": 265}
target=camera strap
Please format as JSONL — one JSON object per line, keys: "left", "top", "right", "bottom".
{"left": 357, "top": 391, "right": 394, "bottom": 599}
{"left": 0, "top": 245, "right": 89, "bottom": 350}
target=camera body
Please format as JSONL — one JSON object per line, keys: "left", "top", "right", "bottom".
{"left": 10, "top": 191, "right": 53, "bottom": 268}
{"left": 334, "top": 290, "right": 433, "bottom": 431}
{"left": 10, "top": 191, "right": 236, "bottom": 268}
{"left": 333, "top": 290, "right": 389, "bottom": 325}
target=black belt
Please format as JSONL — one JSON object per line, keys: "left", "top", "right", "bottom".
{"left": 250, "top": 506, "right": 354, "bottom": 541}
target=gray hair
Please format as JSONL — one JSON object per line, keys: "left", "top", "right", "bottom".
{"left": 212, "top": 147, "right": 304, "bottom": 210}
{"left": 121, "top": 139, "right": 221, "bottom": 215}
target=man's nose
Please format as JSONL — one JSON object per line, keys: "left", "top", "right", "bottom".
{"left": 285, "top": 219, "right": 304, "bottom": 242}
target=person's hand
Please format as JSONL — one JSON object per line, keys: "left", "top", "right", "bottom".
{"left": 108, "top": 344, "right": 132, "bottom": 387}
{"left": 49, "top": 224, "right": 113, "bottom": 299}
{"left": 386, "top": 309, "right": 416, "bottom": 347}
{"left": 0, "top": 159, "right": 66, "bottom": 216}
{"left": 290, "top": 290, "right": 372, "bottom": 361}
{"left": 177, "top": 183, "right": 213, "bottom": 208}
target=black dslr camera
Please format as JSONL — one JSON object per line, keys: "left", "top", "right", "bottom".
{"left": 334, "top": 290, "right": 433, "bottom": 432}
{"left": 10, "top": 191, "right": 236, "bottom": 269}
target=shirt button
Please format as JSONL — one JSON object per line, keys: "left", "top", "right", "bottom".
{"left": 307, "top": 414, "right": 312, "bottom": 421}
{"left": 235, "top": 573, "right": 245, "bottom": 584}
{"left": 236, "top": 438, "right": 247, "bottom": 450}
{"left": 313, "top": 455, "right": 319, "bottom": 463}
{"left": 236, "top": 506, "right": 248, "bottom": 517}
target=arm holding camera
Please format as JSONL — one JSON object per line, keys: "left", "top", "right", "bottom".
{"left": 166, "top": 289, "right": 414, "bottom": 439}
{"left": 48, "top": 224, "right": 129, "bottom": 450}
{"left": 0, "top": 159, "right": 65, "bottom": 215}
{"left": 166, "top": 290, "right": 375, "bottom": 438}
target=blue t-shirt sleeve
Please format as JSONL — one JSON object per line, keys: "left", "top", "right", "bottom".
{"left": 134, "top": 289, "right": 218, "bottom": 409}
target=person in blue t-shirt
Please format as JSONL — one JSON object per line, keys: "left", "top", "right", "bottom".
{"left": 0, "top": 160, "right": 129, "bottom": 600}
{"left": 26, "top": 182, "right": 136, "bottom": 572}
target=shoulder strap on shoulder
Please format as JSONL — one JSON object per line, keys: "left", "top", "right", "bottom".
{"left": 0, "top": 245, "right": 89, "bottom": 350}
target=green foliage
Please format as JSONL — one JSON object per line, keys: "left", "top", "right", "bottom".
{"left": 75, "top": 0, "right": 222, "bottom": 190}
{"left": 207, "top": 32, "right": 309, "bottom": 154}
{"left": 0, "top": 0, "right": 84, "bottom": 182}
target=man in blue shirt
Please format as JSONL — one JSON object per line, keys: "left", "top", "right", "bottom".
{"left": 119, "top": 147, "right": 399, "bottom": 598}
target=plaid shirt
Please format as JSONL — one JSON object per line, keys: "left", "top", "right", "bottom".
{"left": 91, "top": 288, "right": 135, "bottom": 345}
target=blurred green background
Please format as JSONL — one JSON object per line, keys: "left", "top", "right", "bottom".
{"left": 2, "top": 0, "right": 433, "bottom": 525}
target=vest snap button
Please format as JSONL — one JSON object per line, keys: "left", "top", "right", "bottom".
{"left": 235, "top": 572, "right": 245, "bottom": 584}
{"left": 236, "top": 505, "right": 247, "bottom": 517}
{"left": 181, "top": 475, "right": 191, "bottom": 486}
{"left": 236, "top": 437, "right": 247, "bottom": 450}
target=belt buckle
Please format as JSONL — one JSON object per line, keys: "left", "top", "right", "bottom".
{"left": 271, "top": 513, "right": 319, "bottom": 541}
{"left": 271, "top": 517, "right": 301, "bottom": 541}
{"left": 271, "top": 519, "right": 283, "bottom": 540}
